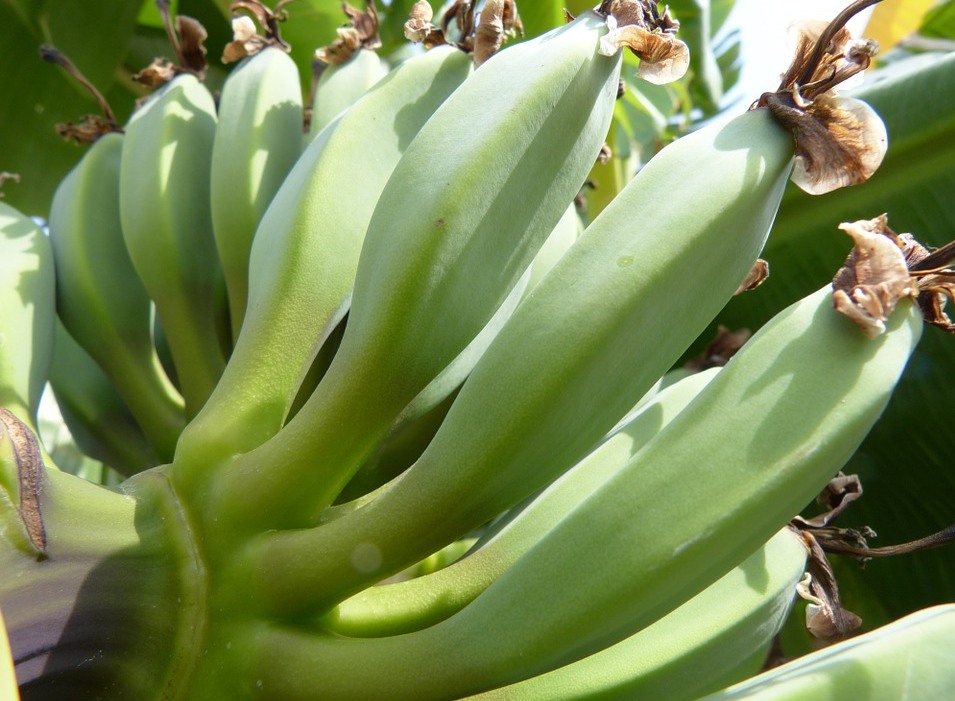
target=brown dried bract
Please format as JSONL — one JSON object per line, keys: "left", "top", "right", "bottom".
{"left": 832, "top": 215, "right": 955, "bottom": 336}
{"left": 55, "top": 115, "right": 117, "bottom": 144}
{"left": 407, "top": 0, "right": 521, "bottom": 64}
{"left": 177, "top": 15, "right": 209, "bottom": 76}
{"left": 0, "top": 407, "right": 47, "bottom": 557}
{"left": 315, "top": 1, "right": 381, "bottom": 66}
{"left": 794, "top": 531, "right": 862, "bottom": 640}
{"left": 832, "top": 215, "right": 913, "bottom": 338}
{"left": 597, "top": 0, "right": 689, "bottom": 84}
{"left": 133, "top": 57, "right": 178, "bottom": 87}
{"left": 735, "top": 258, "right": 769, "bottom": 294}
{"left": 223, "top": 0, "right": 293, "bottom": 62}
{"left": 474, "top": 0, "right": 505, "bottom": 68}
{"left": 754, "top": 1, "right": 886, "bottom": 195}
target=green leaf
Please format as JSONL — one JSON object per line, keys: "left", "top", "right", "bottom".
{"left": 0, "top": 2, "right": 141, "bottom": 217}
{"left": 513, "top": 0, "right": 565, "bottom": 40}
{"left": 710, "top": 50, "right": 955, "bottom": 635}
{"left": 919, "top": 0, "right": 955, "bottom": 39}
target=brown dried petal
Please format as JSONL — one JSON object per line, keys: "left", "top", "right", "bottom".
{"left": 176, "top": 15, "right": 209, "bottom": 76}
{"left": 315, "top": 27, "right": 363, "bottom": 65}
{"left": 795, "top": 534, "right": 862, "bottom": 640}
{"left": 344, "top": 1, "right": 382, "bottom": 50}
{"left": 55, "top": 115, "right": 115, "bottom": 144}
{"left": 0, "top": 407, "right": 47, "bottom": 557}
{"left": 133, "top": 57, "right": 178, "bottom": 87}
{"left": 832, "top": 217, "right": 914, "bottom": 337}
{"left": 772, "top": 93, "right": 887, "bottom": 196}
{"left": 599, "top": 19, "right": 689, "bottom": 84}
{"left": 474, "top": 0, "right": 505, "bottom": 68}
{"left": 734, "top": 258, "right": 769, "bottom": 294}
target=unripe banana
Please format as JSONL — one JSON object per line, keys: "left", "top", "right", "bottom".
{"left": 0, "top": 607, "right": 15, "bottom": 701}
{"left": 210, "top": 47, "right": 304, "bottom": 339}
{"left": 0, "top": 200, "right": 55, "bottom": 431}
{"left": 173, "top": 45, "right": 472, "bottom": 481}
{"left": 523, "top": 202, "right": 584, "bottom": 294}
{"left": 48, "top": 322, "right": 158, "bottom": 477}
{"left": 48, "top": 132, "right": 185, "bottom": 461}
{"left": 325, "top": 368, "right": 719, "bottom": 637}
{"left": 309, "top": 48, "right": 389, "bottom": 140}
{"left": 119, "top": 73, "right": 225, "bottom": 418}
{"left": 221, "top": 10, "right": 623, "bottom": 528}
{"left": 696, "top": 605, "right": 955, "bottom": 701}
{"left": 249, "top": 107, "right": 793, "bottom": 610}
{"left": 248, "top": 286, "right": 922, "bottom": 700}
{"left": 466, "top": 528, "right": 807, "bottom": 701}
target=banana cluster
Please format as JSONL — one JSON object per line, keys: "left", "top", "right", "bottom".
{"left": 1, "top": 2, "right": 951, "bottom": 700}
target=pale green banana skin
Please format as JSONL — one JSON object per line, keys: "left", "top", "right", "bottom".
{"left": 210, "top": 47, "right": 304, "bottom": 339}
{"left": 119, "top": 73, "right": 225, "bottom": 418}
{"left": 244, "top": 288, "right": 921, "bottom": 700}
{"left": 173, "top": 46, "right": 473, "bottom": 486}
{"left": 217, "top": 11, "right": 623, "bottom": 530}
{"left": 466, "top": 528, "right": 808, "bottom": 701}
{"left": 523, "top": 201, "right": 584, "bottom": 294}
{"left": 247, "top": 107, "right": 793, "bottom": 612}
{"left": 0, "top": 201, "right": 55, "bottom": 431}
{"left": 325, "top": 368, "right": 720, "bottom": 637}
{"left": 309, "top": 48, "right": 390, "bottom": 140}
{"left": 48, "top": 321, "right": 159, "bottom": 476}
{"left": 697, "top": 605, "right": 955, "bottom": 701}
{"left": 48, "top": 132, "right": 185, "bottom": 461}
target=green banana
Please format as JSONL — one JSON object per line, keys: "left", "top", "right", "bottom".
{"left": 119, "top": 73, "right": 225, "bottom": 418}
{"left": 523, "top": 202, "right": 584, "bottom": 294}
{"left": 341, "top": 202, "right": 581, "bottom": 500}
{"left": 0, "top": 200, "right": 55, "bottom": 432}
{"left": 48, "top": 131, "right": 185, "bottom": 461}
{"left": 245, "top": 286, "right": 922, "bottom": 700}
{"left": 210, "top": 46, "right": 304, "bottom": 339}
{"left": 309, "top": 48, "right": 389, "bottom": 140}
{"left": 696, "top": 605, "right": 955, "bottom": 701}
{"left": 48, "top": 321, "right": 159, "bottom": 477}
{"left": 248, "top": 105, "right": 793, "bottom": 612}
{"left": 173, "top": 45, "right": 473, "bottom": 479}
{"left": 218, "top": 10, "right": 623, "bottom": 529}
{"left": 465, "top": 528, "right": 808, "bottom": 701}
{"left": 325, "top": 368, "right": 720, "bottom": 637}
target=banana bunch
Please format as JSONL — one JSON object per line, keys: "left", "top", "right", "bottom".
{"left": 2, "top": 1, "right": 954, "bottom": 699}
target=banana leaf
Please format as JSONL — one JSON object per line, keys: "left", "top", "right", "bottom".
{"left": 708, "top": 49, "right": 955, "bottom": 641}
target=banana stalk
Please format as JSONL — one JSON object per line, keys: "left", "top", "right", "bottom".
{"left": 48, "top": 132, "right": 185, "bottom": 461}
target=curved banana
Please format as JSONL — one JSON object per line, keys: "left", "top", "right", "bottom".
{"left": 48, "top": 131, "right": 185, "bottom": 461}
{"left": 466, "top": 528, "right": 808, "bottom": 701}
{"left": 248, "top": 106, "right": 793, "bottom": 611}
{"left": 0, "top": 200, "right": 55, "bottom": 432}
{"left": 48, "top": 321, "right": 159, "bottom": 477}
{"left": 247, "top": 286, "right": 922, "bottom": 700}
{"left": 696, "top": 605, "right": 955, "bottom": 701}
{"left": 210, "top": 46, "right": 304, "bottom": 339}
{"left": 173, "top": 45, "right": 473, "bottom": 480}
{"left": 119, "top": 73, "right": 225, "bottom": 418}
{"left": 325, "top": 368, "right": 720, "bottom": 637}
{"left": 221, "top": 10, "right": 623, "bottom": 529}
{"left": 309, "top": 48, "right": 389, "bottom": 140}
